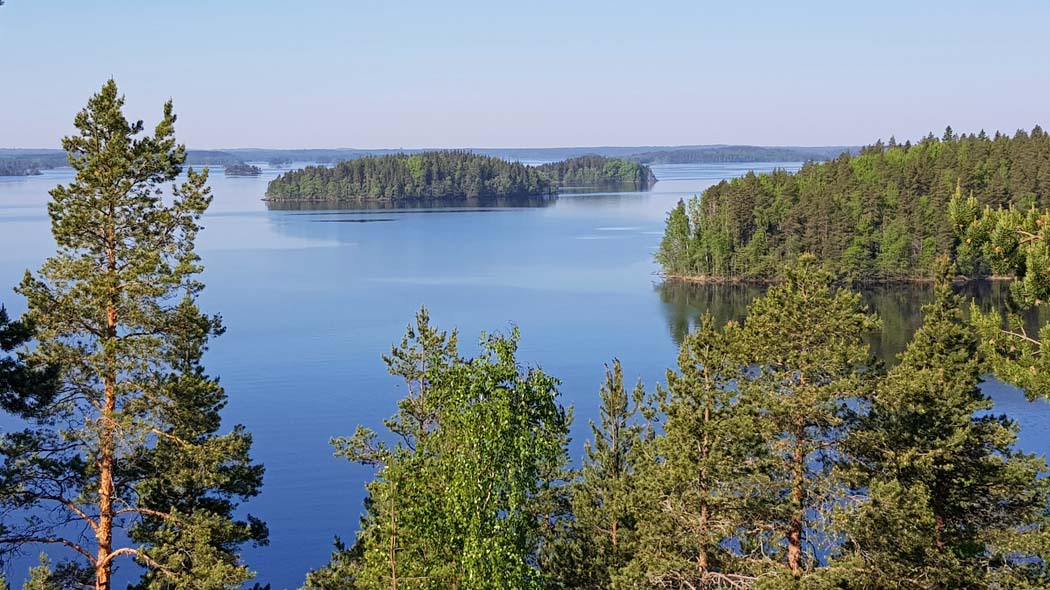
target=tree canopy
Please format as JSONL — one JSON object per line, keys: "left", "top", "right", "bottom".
{"left": 657, "top": 127, "right": 1050, "bottom": 280}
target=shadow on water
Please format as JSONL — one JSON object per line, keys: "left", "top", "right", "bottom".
{"left": 655, "top": 280, "right": 1049, "bottom": 364}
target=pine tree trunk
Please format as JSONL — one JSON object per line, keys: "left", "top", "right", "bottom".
{"left": 96, "top": 210, "right": 118, "bottom": 590}
{"left": 698, "top": 404, "right": 710, "bottom": 572}
{"left": 787, "top": 420, "right": 805, "bottom": 577}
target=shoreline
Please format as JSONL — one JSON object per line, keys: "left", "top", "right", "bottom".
{"left": 658, "top": 272, "right": 1015, "bottom": 286}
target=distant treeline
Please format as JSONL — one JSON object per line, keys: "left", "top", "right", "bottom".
{"left": 536, "top": 155, "right": 656, "bottom": 189}
{"left": 1, "top": 145, "right": 858, "bottom": 177}
{"left": 0, "top": 149, "right": 244, "bottom": 175}
{"left": 657, "top": 126, "right": 1050, "bottom": 281}
{"left": 264, "top": 153, "right": 656, "bottom": 201}
{"left": 629, "top": 145, "right": 853, "bottom": 164}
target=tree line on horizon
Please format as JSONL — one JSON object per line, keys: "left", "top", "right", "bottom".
{"left": 1, "top": 82, "right": 1050, "bottom": 590}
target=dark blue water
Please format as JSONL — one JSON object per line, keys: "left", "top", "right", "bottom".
{"left": 1, "top": 163, "right": 1047, "bottom": 589}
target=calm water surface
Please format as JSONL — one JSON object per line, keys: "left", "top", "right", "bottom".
{"left": 0, "top": 162, "right": 1046, "bottom": 589}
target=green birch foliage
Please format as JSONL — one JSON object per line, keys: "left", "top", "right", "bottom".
{"left": 656, "top": 200, "right": 694, "bottom": 276}
{"left": 624, "top": 314, "right": 773, "bottom": 589}
{"left": 0, "top": 80, "right": 263, "bottom": 589}
{"left": 834, "top": 267, "right": 1050, "bottom": 590}
{"left": 313, "top": 315, "right": 569, "bottom": 590}
{"left": 738, "top": 255, "right": 879, "bottom": 582}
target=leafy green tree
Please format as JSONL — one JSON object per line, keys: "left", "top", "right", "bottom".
{"left": 834, "top": 263, "right": 1050, "bottom": 589}
{"left": 314, "top": 315, "right": 569, "bottom": 590}
{"left": 0, "top": 80, "right": 263, "bottom": 590}
{"left": 950, "top": 195, "right": 1050, "bottom": 398}
{"left": 624, "top": 314, "right": 772, "bottom": 589}
{"left": 739, "top": 255, "right": 878, "bottom": 581}
{"left": 656, "top": 200, "right": 694, "bottom": 276}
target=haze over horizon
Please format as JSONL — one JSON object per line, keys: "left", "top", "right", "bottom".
{"left": 2, "top": 0, "right": 1048, "bottom": 149}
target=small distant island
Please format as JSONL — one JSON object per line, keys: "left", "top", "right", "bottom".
{"left": 535, "top": 155, "right": 656, "bottom": 189}
{"left": 225, "top": 163, "right": 262, "bottom": 176}
{"left": 264, "top": 152, "right": 655, "bottom": 201}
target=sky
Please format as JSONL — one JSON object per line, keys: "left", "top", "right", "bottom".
{"left": 1, "top": 0, "right": 1048, "bottom": 149}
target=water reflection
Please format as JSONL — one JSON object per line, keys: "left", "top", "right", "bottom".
{"left": 656, "top": 280, "right": 1048, "bottom": 363}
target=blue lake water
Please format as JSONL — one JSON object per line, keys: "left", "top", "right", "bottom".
{"left": 1, "top": 162, "right": 1047, "bottom": 589}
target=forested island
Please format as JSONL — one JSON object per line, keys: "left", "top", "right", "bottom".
{"left": 535, "top": 155, "right": 656, "bottom": 189}
{"left": 224, "top": 162, "right": 262, "bottom": 176}
{"left": 658, "top": 127, "right": 1050, "bottom": 281}
{"left": 264, "top": 152, "right": 657, "bottom": 201}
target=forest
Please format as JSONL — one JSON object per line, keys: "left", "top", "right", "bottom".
{"left": 264, "top": 153, "right": 657, "bottom": 201}
{"left": 265, "top": 152, "right": 554, "bottom": 201}
{"left": 535, "top": 155, "right": 657, "bottom": 189}
{"left": 657, "top": 127, "right": 1050, "bottom": 281}
{"left": 3, "top": 84, "right": 1050, "bottom": 590}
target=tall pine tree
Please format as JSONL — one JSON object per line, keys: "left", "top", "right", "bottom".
{"left": 739, "top": 255, "right": 878, "bottom": 582}
{"left": 0, "top": 80, "right": 264, "bottom": 590}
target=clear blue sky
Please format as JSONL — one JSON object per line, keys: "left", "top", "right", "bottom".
{"left": 1, "top": 0, "right": 1047, "bottom": 148}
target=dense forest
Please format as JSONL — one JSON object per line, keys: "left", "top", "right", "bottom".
{"left": 225, "top": 162, "right": 262, "bottom": 175}
{"left": 535, "top": 155, "right": 657, "bottom": 189}
{"left": 629, "top": 145, "right": 852, "bottom": 164}
{"left": 265, "top": 152, "right": 553, "bottom": 201}
{"left": 657, "top": 127, "right": 1050, "bottom": 281}
{"left": 264, "top": 152, "right": 657, "bottom": 201}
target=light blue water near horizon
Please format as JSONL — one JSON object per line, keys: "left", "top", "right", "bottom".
{"left": 1, "top": 162, "right": 1048, "bottom": 589}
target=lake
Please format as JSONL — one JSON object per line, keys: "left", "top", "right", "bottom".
{"left": 0, "top": 162, "right": 1047, "bottom": 589}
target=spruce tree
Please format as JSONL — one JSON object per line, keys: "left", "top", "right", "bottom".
{"left": 0, "top": 80, "right": 264, "bottom": 590}
{"left": 836, "top": 264, "right": 1050, "bottom": 589}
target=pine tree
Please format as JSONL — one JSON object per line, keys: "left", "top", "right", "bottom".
{"left": 625, "top": 314, "right": 772, "bottom": 589}
{"left": 556, "top": 360, "right": 647, "bottom": 589}
{"left": 835, "top": 263, "right": 1050, "bottom": 589}
{"left": 738, "top": 255, "right": 878, "bottom": 581}
{"left": 22, "top": 554, "right": 60, "bottom": 590}
{"left": 0, "top": 80, "right": 263, "bottom": 590}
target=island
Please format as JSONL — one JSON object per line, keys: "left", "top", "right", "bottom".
{"left": 264, "top": 152, "right": 656, "bottom": 201}
{"left": 656, "top": 126, "right": 1050, "bottom": 282}
{"left": 265, "top": 152, "right": 553, "bottom": 201}
{"left": 224, "top": 163, "right": 263, "bottom": 176}
{"left": 535, "top": 155, "right": 657, "bottom": 189}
